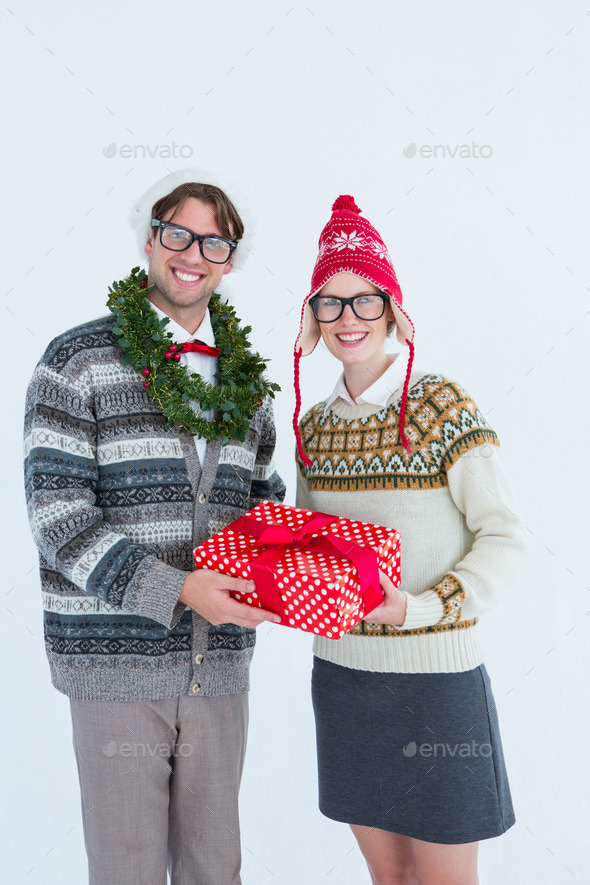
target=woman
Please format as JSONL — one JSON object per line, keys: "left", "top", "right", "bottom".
{"left": 293, "top": 196, "right": 528, "bottom": 885}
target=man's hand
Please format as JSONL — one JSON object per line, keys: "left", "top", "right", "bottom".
{"left": 364, "top": 570, "right": 407, "bottom": 627}
{"left": 179, "top": 569, "right": 282, "bottom": 628}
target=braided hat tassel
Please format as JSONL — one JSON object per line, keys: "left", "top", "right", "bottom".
{"left": 293, "top": 347, "right": 312, "bottom": 467}
{"left": 397, "top": 339, "right": 415, "bottom": 455}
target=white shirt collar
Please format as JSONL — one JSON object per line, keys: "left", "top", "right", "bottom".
{"left": 151, "top": 303, "right": 215, "bottom": 346}
{"left": 149, "top": 304, "right": 216, "bottom": 463}
{"left": 323, "top": 351, "right": 409, "bottom": 413}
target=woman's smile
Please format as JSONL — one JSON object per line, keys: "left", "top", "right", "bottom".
{"left": 333, "top": 330, "right": 369, "bottom": 345}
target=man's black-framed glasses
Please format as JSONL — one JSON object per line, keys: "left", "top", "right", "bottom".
{"left": 151, "top": 218, "right": 237, "bottom": 264}
{"left": 309, "top": 294, "right": 388, "bottom": 323}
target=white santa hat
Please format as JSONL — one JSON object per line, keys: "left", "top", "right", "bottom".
{"left": 128, "top": 166, "right": 253, "bottom": 271}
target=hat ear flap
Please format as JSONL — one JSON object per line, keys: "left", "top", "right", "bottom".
{"left": 295, "top": 300, "right": 322, "bottom": 356}
{"left": 390, "top": 299, "right": 414, "bottom": 346}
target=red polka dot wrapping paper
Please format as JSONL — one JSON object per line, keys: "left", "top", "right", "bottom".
{"left": 193, "top": 501, "right": 401, "bottom": 639}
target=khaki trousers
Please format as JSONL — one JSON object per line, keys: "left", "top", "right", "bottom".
{"left": 70, "top": 693, "right": 248, "bottom": 885}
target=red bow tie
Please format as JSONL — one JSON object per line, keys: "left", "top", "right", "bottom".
{"left": 179, "top": 340, "right": 221, "bottom": 357}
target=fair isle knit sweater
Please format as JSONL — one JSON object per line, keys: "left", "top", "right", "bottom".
{"left": 296, "top": 369, "right": 528, "bottom": 674}
{"left": 24, "top": 315, "right": 286, "bottom": 701}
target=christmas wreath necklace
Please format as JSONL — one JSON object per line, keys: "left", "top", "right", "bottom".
{"left": 107, "top": 267, "right": 279, "bottom": 442}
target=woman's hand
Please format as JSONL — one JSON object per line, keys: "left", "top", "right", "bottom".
{"left": 364, "top": 570, "right": 407, "bottom": 627}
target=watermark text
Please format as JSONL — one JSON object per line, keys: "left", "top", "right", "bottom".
{"left": 103, "top": 142, "right": 193, "bottom": 159}
{"left": 103, "top": 741, "right": 193, "bottom": 758}
{"left": 403, "top": 740, "right": 492, "bottom": 758}
{"left": 403, "top": 142, "right": 493, "bottom": 159}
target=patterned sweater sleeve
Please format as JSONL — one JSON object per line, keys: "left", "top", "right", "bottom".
{"left": 401, "top": 435, "right": 530, "bottom": 630}
{"left": 24, "top": 361, "right": 187, "bottom": 629}
{"left": 249, "top": 396, "right": 287, "bottom": 507}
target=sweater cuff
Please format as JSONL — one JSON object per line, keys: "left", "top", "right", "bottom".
{"left": 126, "top": 559, "right": 189, "bottom": 629}
{"left": 430, "top": 573, "right": 466, "bottom": 625}
{"left": 399, "top": 589, "right": 445, "bottom": 630}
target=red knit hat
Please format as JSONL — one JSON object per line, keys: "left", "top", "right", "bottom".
{"left": 293, "top": 195, "right": 415, "bottom": 466}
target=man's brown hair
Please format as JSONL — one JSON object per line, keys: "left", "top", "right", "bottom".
{"left": 150, "top": 182, "right": 244, "bottom": 242}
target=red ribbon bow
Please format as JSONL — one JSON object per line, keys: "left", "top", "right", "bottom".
{"left": 180, "top": 340, "right": 221, "bottom": 357}
{"left": 231, "top": 511, "right": 384, "bottom": 621}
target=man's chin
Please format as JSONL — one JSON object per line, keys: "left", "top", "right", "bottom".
{"left": 149, "top": 286, "right": 213, "bottom": 314}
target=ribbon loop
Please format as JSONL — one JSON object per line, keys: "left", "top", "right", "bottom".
{"left": 256, "top": 524, "right": 297, "bottom": 546}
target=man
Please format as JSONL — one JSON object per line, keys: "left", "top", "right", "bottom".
{"left": 24, "top": 170, "right": 286, "bottom": 885}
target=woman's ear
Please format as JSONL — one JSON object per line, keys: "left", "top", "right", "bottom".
{"left": 386, "top": 300, "right": 396, "bottom": 336}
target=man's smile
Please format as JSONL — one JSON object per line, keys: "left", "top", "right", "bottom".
{"left": 170, "top": 266, "right": 206, "bottom": 285}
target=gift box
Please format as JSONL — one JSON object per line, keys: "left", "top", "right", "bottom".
{"left": 193, "top": 501, "right": 401, "bottom": 639}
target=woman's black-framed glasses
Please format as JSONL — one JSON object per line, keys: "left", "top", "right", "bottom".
{"left": 309, "top": 294, "right": 388, "bottom": 323}
{"left": 151, "top": 218, "right": 238, "bottom": 264}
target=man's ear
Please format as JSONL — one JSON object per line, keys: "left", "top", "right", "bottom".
{"left": 222, "top": 260, "right": 233, "bottom": 276}
{"left": 144, "top": 234, "right": 154, "bottom": 259}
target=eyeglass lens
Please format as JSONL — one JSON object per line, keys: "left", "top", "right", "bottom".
{"left": 313, "top": 295, "right": 385, "bottom": 321}
{"left": 160, "top": 225, "right": 232, "bottom": 262}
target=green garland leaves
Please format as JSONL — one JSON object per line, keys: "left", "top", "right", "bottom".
{"left": 107, "top": 267, "right": 279, "bottom": 442}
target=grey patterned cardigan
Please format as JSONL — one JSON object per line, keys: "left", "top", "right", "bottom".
{"left": 24, "top": 315, "right": 286, "bottom": 701}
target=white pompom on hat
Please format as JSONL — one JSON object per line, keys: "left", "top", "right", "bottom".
{"left": 128, "top": 166, "right": 253, "bottom": 271}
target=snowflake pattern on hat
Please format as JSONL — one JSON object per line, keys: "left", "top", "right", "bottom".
{"left": 331, "top": 229, "right": 368, "bottom": 251}
{"left": 367, "top": 237, "right": 393, "bottom": 264}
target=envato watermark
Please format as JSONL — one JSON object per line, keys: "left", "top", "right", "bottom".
{"left": 460, "top": 444, "right": 493, "bottom": 460}
{"left": 103, "top": 741, "right": 193, "bottom": 758}
{"left": 403, "top": 443, "right": 493, "bottom": 458}
{"left": 403, "top": 142, "right": 493, "bottom": 159}
{"left": 403, "top": 740, "right": 492, "bottom": 758}
{"left": 103, "top": 142, "right": 193, "bottom": 159}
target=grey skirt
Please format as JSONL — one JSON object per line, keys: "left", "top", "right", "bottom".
{"left": 311, "top": 657, "right": 515, "bottom": 844}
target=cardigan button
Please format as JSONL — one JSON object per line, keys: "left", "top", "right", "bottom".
{"left": 191, "top": 683, "right": 201, "bottom": 694}
{"left": 198, "top": 493, "right": 207, "bottom": 504}
{"left": 194, "top": 653, "right": 204, "bottom": 665}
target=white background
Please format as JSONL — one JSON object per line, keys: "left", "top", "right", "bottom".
{"left": 2, "top": 1, "right": 589, "bottom": 882}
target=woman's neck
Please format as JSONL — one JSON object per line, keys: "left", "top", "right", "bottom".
{"left": 343, "top": 353, "right": 397, "bottom": 401}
